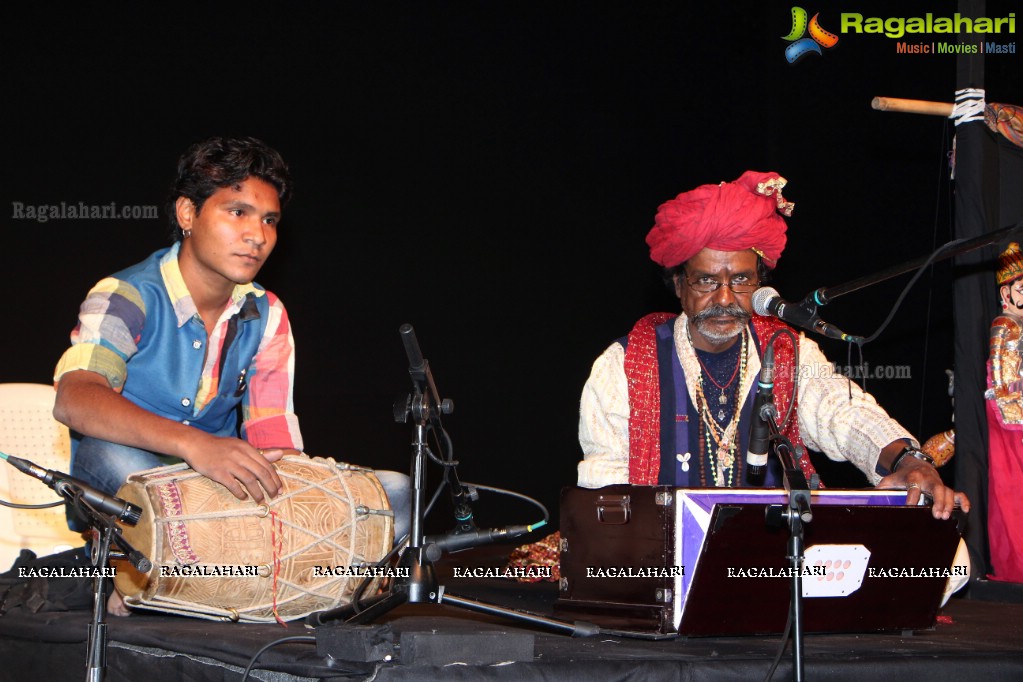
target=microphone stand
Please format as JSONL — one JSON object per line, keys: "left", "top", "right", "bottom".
{"left": 1, "top": 456, "right": 150, "bottom": 682}
{"left": 761, "top": 399, "right": 815, "bottom": 682}
{"left": 806, "top": 220, "right": 1023, "bottom": 307}
{"left": 66, "top": 485, "right": 150, "bottom": 682}
{"left": 307, "top": 325, "right": 599, "bottom": 637}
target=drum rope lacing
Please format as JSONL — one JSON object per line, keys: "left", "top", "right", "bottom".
{"left": 270, "top": 510, "right": 286, "bottom": 626}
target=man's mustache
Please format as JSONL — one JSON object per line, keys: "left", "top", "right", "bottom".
{"left": 692, "top": 303, "right": 751, "bottom": 324}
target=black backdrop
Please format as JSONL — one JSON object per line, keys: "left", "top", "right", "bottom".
{"left": 3, "top": 2, "right": 1018, "bottom": 534}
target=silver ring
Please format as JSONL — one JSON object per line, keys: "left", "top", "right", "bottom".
{"left": 907, "top": 483, "right": 921, "bottom": 490}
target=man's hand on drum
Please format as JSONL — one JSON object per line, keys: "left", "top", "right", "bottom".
{"left": 876, "top": 442, "right": 970, "bottom": 520}
{"left": 182, "top": 436, "right": 286, "bottom": 503}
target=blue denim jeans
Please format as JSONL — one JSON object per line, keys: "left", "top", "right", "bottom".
{"left": 70, "top": 437, "right": 411, "bottom": 542}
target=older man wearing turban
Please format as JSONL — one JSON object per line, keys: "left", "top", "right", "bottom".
{"left": 577, "top": 171, "right": 968, "bottom": 521}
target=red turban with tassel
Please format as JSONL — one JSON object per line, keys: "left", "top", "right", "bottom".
{"left": 646, "top": 170, "right": 794, "bottom": 268}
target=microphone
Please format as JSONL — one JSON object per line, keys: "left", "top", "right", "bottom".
{"left": 425, "top": 525, "right": 531, "bottom": 554}
{"left": 746, "top": 343, "right": 775, "bottom": 485}
{"left": 399, "top": 323, "right": 426, "bottom": 374}
{"left": 752, "top": 287, "right": 863, "bottom": 343}
{"left": 398, "top": 323, "right": 454, "bottom": 417}
{"left": 3, "top": 455, "right": 143, "bottom": 526}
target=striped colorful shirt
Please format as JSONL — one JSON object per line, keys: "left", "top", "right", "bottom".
{"left": 54, "top": 243, "right": 303, "bottom": 450}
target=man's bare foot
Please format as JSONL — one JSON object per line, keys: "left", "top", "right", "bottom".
{"left": 107, "top": 589, "right": 131, "bottom": 617}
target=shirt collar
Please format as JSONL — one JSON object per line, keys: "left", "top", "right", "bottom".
{"left": 159, "top": 242, "right": 265, "bottom": 328}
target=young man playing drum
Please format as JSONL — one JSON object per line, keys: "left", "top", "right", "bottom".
{"left": 53, "top": 137, "right": 409, "bottom": 614}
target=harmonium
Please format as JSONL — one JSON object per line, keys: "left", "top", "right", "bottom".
{"left": 555, "top": 486, "right": 965, "bottom": 638}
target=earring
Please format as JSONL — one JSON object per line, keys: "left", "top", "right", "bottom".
{"left": 182, "top": 229, "right": 191, "bottom": 238}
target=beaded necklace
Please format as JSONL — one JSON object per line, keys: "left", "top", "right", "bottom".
{"left": 695, "top": 345, "right": 742, "bottom": 419}
{"left": 691, "top": 329, "right": 749, "bottom": 487}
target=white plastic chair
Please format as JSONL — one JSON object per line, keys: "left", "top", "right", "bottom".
{"left": 0, "top": 383, "right": 84, "bottom": 570}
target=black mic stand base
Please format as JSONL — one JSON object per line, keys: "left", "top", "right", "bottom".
{"left": 339, "top": 584, "right": 601, "bottom": 637}
{"left": 438, "top": 593, "right": 601, "bottom": 637}
{"left": 313, "top": 544, "right": 600, "bottom": 638}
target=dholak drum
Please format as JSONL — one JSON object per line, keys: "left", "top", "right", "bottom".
{"left": 112, "top": 454, "right": 393, "bottom": 623}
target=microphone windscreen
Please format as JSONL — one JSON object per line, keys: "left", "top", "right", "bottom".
{"left": 752, "top": 287, "right": 780, "bottom": 316}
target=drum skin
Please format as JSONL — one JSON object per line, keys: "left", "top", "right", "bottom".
{"left": 113, "top": 454, "right": 393, "bottom": 623}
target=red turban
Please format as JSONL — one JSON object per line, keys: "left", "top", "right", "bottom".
{"left": 645, "top": 171, "right": 794, "bottom": 268}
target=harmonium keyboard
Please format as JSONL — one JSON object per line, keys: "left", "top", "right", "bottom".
{"left": 555, "top": 486, "right": 965, "bottom": 638}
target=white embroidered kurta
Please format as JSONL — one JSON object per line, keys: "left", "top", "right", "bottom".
{"left": 578, "top": 315, "right": 915, "bottom": 488}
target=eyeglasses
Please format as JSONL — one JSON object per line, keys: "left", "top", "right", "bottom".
{"left": 684, "top": 277, "right": 759, "bottom": 294}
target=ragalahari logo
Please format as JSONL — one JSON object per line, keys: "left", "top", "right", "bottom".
{"left": 783, "top": 7, "right": 839, "bottom": 63}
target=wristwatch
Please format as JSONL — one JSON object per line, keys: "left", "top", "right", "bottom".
{"left": 890, "top": 445, "right": 935, "bottom": 473}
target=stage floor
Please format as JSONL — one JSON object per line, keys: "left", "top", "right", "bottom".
{"left": 2, "top": 547, "right": 1022, "bottom": 681}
